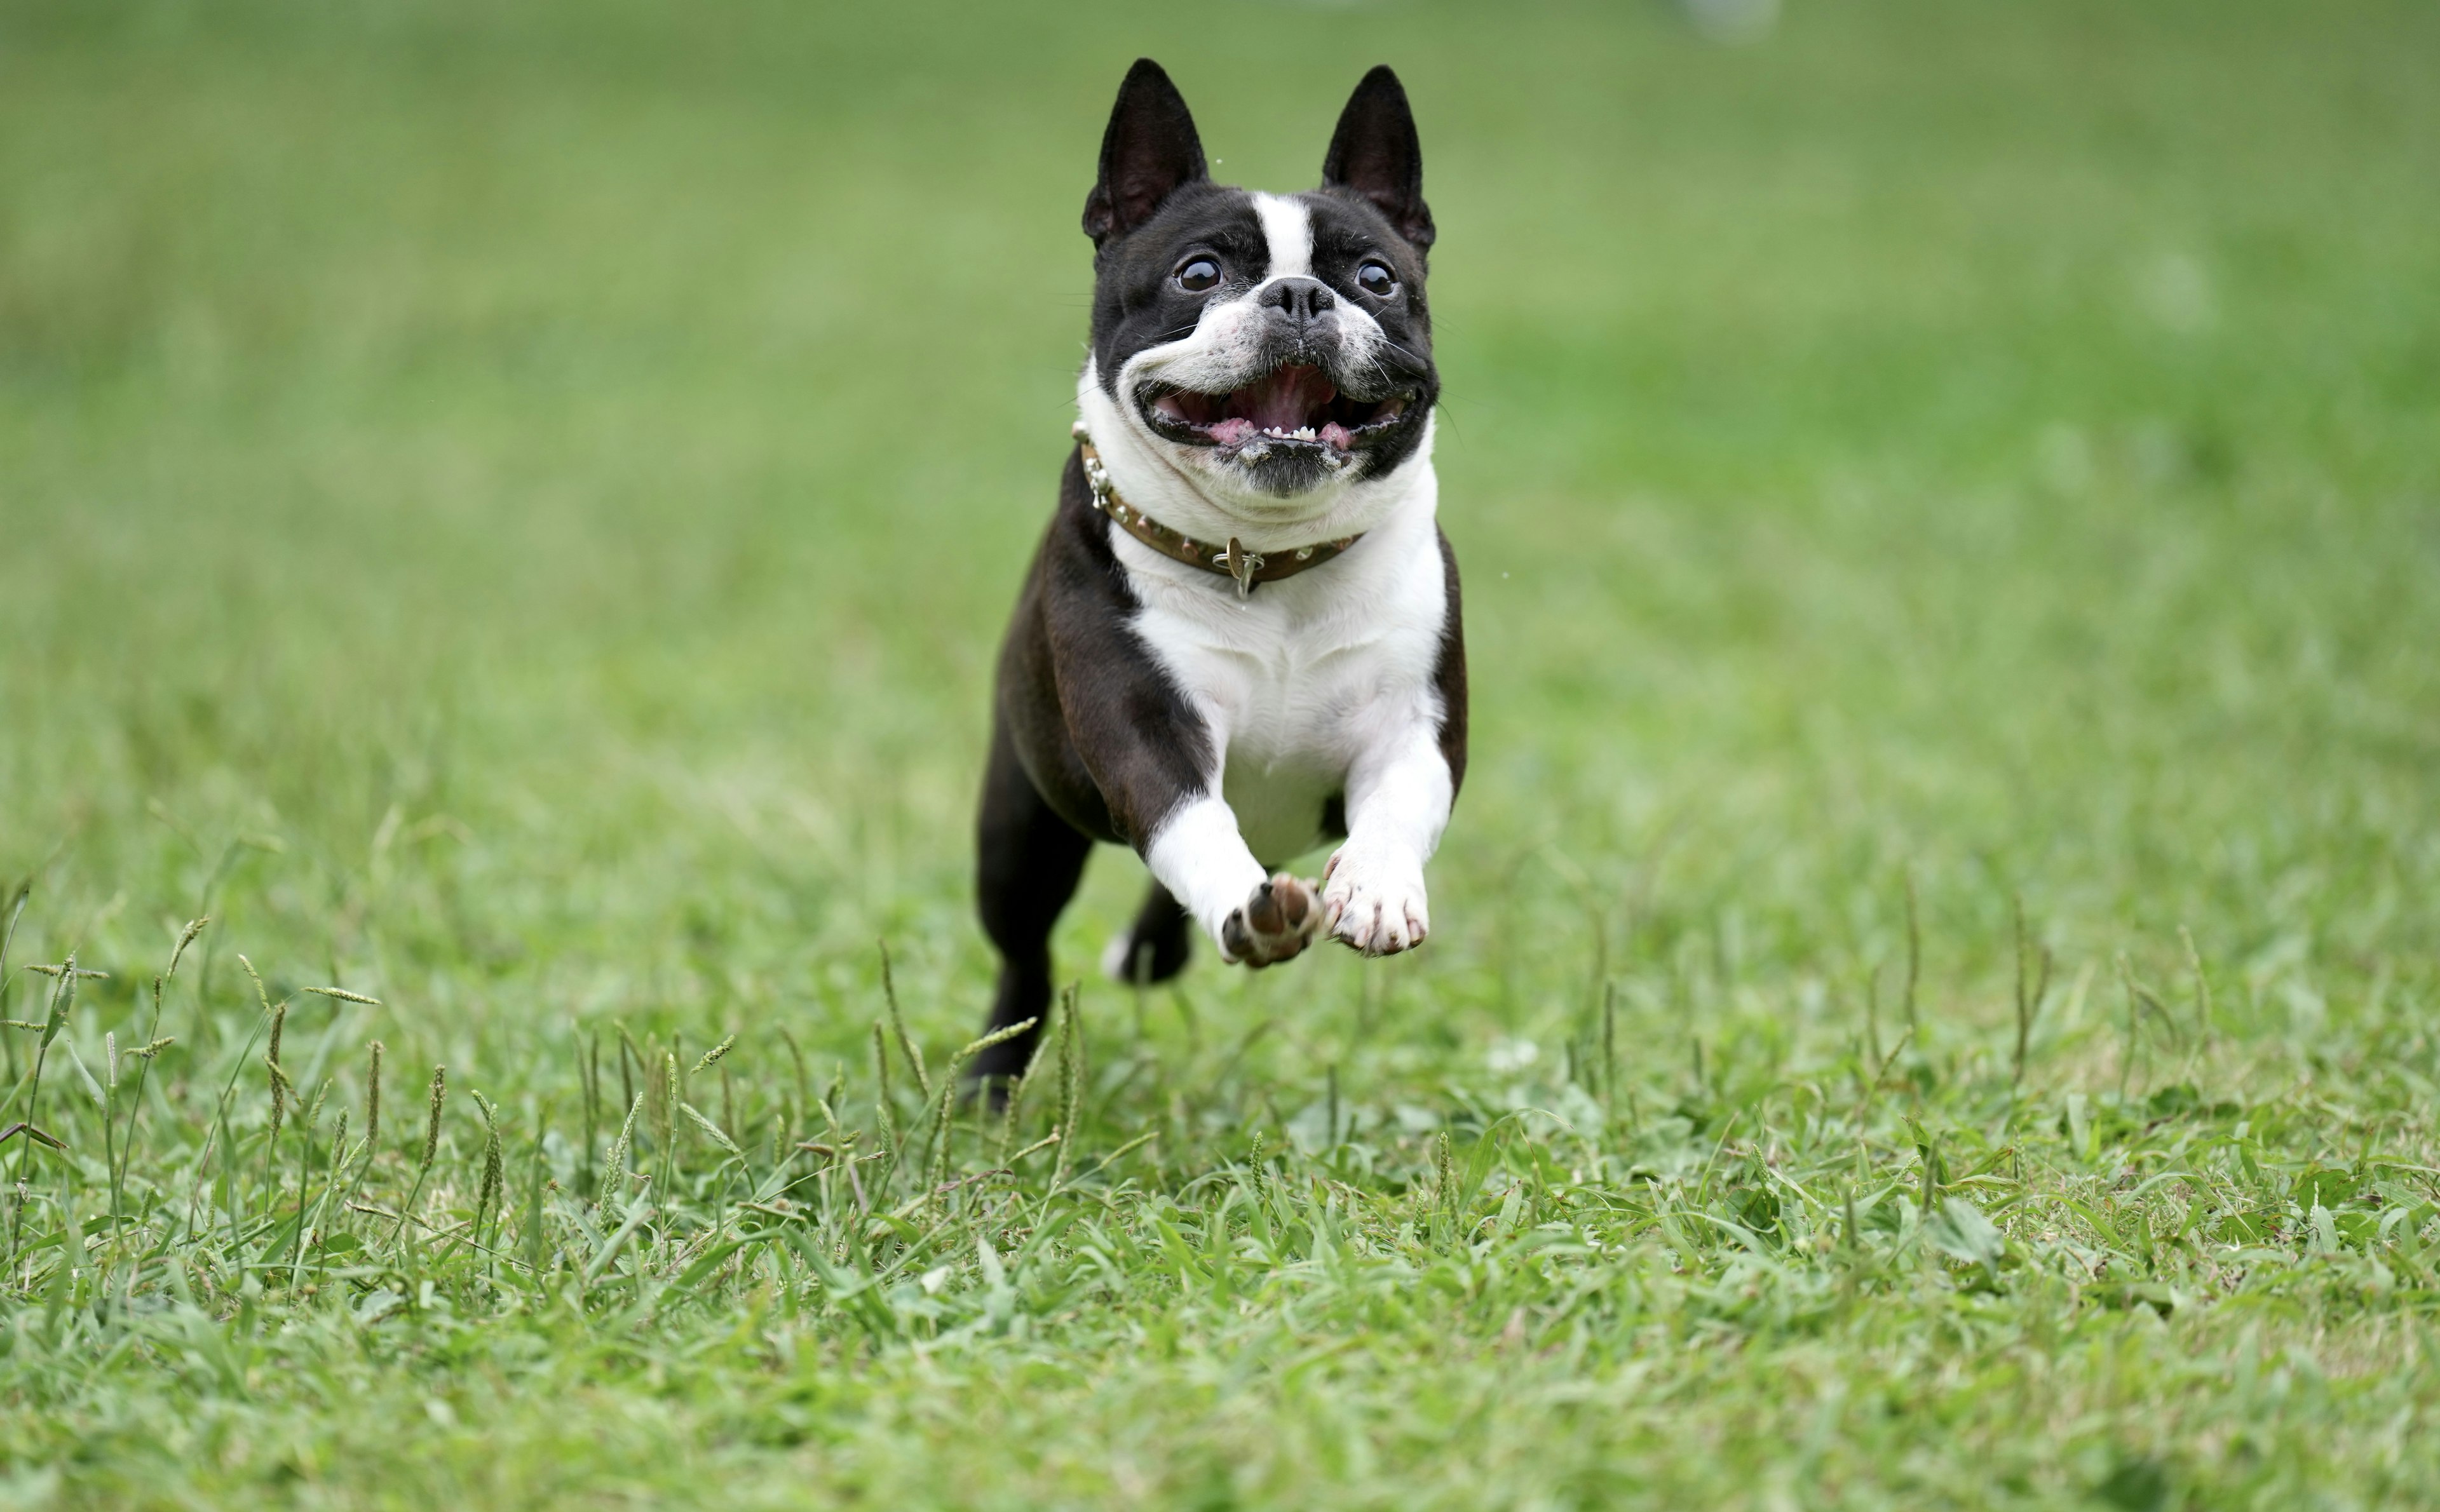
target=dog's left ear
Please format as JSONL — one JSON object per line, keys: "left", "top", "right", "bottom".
{"left": 1322, "top": 65, "right": 1434, "bottom": 252}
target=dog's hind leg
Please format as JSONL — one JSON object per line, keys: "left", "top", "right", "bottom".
{"left": 973, "top": 717, "right": 1093, "bottom": 1093}
{"left": 1101, "top": 882, "right": 1193, "bottom": 986}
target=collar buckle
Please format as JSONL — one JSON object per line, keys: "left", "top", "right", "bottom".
{"left": 1216, "top": 538, "right": 1265, "bottom": 598}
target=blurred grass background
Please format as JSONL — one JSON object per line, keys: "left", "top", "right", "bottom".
{"left": 3, "top": 0, "right": 2439, "bottom": 1504}
{"left": 5, "top": 0, "right": 2436, "bottom": 1013}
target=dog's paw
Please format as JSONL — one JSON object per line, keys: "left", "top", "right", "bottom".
{"left": 1321, "top": 846, "right": 1430, "bottom": 955}
{"left": 1217, "top": 874, "right": 1322, "bottom": 968}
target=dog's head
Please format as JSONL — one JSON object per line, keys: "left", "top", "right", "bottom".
{"left": 1081, "top": 61, "right": 1437, "bottom": 513}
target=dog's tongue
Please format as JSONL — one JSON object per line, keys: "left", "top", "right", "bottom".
{"left": 1228, "top": 365, "right": 1336, "bottom": 431}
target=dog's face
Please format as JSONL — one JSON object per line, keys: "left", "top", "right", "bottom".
{"left": 1083, "top": 63, "right": 1437, "bottom": 505}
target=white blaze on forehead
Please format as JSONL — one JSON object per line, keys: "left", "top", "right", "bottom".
{"left": 1250, "top": 193, "right": 1313, "bottom": 281}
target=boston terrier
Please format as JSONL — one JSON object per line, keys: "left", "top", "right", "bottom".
{"left": 971, "top": 59, "right": 1464, "bottom": 1084}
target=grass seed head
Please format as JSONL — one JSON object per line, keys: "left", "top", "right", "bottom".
{"left": 264, "top": 1054, "right": 294, "bottom": 1139}
{"left": 34, "top": 952, "right": 88, "bottom": 1047}
{"left": 303, "top": 985, "right": 382, "bottom": 1006}
{"left": 239, "top": 954, "right": 271, "bottom": 1016}
{"left": 27, "top": 958, "right": 105, "bottom": 983}
{"left": 365, "top": 1040, "right": 384, "bottom": 1149}
{"left": 692, "top": 1034, "right": 736, "bottom": 1074}
{"left": 879, "top": 940, "right": 930, "bottom": 1098}
{"left": 642, "top": 1046, "right": 672, "bottom": 1153}
{"left": 661, "top": 1051, "right": 680, "bottom": 1168}
{"left": 305, "top": 1077, "right": 330, "bottom": 1133}
{"left": 248, "top": 955, "right": 289, "bottom": 1132}
{"left": 603, "top": 1090, "right": 644, "bottom": 1196}
{"left": 421, "top": 1065, "right": 447, "bottom": 1170}
{"left": 166, "top": 916, "right": 210, "bottom": 978}
{"left": 473, "top": 1091, "right": 503, "bottom": 1223}
{"left": 680, "top": 1101, "right": 742, "bottom": 1158}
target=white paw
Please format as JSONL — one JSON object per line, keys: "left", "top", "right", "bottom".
{"left": 1321, "top": 847, "right": 1430, "bottom": 956}
{"left": 1217, "top": 873, "right": 1322, "bottom": 968}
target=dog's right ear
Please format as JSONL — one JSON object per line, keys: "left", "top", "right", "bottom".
{"left": 1322, "top": 65, "right": 1434, "bottom": 251}
{"left": 1083, "top": 59, "right": 1208, "bottom": 246}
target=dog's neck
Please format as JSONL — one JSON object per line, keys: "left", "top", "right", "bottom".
{"left": 1074, "top": 362, "right": 1437, "bottom": 557}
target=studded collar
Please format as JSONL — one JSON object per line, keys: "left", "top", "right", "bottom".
{"left": 1073, "top": 422, "right": 1362, "bottom": 598}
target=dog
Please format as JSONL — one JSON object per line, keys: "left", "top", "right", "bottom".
{"left": 972, "top": 59, "right": 1464, "bottom": 1085}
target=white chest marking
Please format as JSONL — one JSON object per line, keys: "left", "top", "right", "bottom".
{"left": 1122, "top": 478, "right": 1449, "bottom": 866}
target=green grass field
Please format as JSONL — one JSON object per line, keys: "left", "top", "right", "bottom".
{"left": 4, "top": 0, "right": 2439, "bottom": 1505}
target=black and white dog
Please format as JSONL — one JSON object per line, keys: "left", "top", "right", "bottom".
{"left": 972, "top": 60, "right": 1464, "bottom": 1084}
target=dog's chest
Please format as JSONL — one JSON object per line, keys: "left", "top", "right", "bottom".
{"left": 1119, "top": 513, "right": 1447, "bottom": 863}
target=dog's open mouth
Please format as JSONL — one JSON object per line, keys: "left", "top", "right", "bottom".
{"left": 1144, "top": 364, "right": 1409, "bottom": 452}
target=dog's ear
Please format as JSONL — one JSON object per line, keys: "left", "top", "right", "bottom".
{"left": 1322, "top": 65, "right": 1434, "bottom": 251}
{"left": 1083, "top": 59, "right": 1209, "bottom": 246}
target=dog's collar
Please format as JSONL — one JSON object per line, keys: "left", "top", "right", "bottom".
{"left": 1073, "top": 421, "right": 1360, "bottom": 598}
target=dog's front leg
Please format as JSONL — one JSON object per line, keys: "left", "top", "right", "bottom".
{"left": 1045, "top": 611, "right": 1321, "bottom": 969}
{"left": 1322, "top": 719, "right": 1455, "bottom": 955}
{"left": 1142, "top": 789, "right": 1323, "bottom": 968}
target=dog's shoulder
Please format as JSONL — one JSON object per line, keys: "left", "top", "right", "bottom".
{"left": 998, "top": 447, "right": 1216, "bottom": 846}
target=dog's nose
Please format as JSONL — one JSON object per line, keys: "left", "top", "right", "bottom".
{"left": 1261, "top": 276, "right": 1337, "bottom": 326}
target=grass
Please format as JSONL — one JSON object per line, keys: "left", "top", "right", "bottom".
{"left": 3, "top": 0, "right": 2439, "bottom": 1506}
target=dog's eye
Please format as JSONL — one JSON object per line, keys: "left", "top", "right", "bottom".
{"left": 1357, "top": 261, "right": 1398, "bottom": 297}
{"left": 1176, "top": 258, "right": 1221, "bottom": 292}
